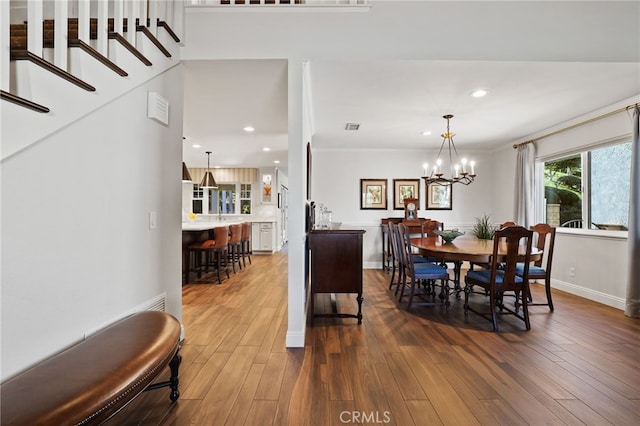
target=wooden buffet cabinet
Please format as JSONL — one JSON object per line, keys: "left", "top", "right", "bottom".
{"left": 308, "top": 228, "right": 366, "bottom": 324}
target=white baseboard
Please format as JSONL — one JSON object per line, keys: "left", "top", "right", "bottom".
{"left": 551, "top": 279, "right": 625, "bottom": 310}
{"left": 285, "top": 331, "right": 305, "bottom": 347}
{"left": 363, "top": 265, "right": 625, "bottom": 311}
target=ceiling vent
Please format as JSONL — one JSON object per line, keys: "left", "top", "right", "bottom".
{"left": 345, "top": 123, "right": 360, "bottom": 131}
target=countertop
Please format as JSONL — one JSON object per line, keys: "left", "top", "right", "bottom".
{"left": 182, "top": 219, "right": 275, "bottom": 231}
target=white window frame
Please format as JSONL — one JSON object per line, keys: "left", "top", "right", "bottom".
{"left": 537, "top": 135, "right": 630, "bottom": 240}
{"left": 193, "top": 182, "right": 252, "bottom": 215}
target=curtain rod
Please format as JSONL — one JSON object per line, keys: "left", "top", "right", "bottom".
{"left": 513, "top": 102, "right": 640, "bottom": 149}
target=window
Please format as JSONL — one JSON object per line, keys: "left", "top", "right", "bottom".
{"left": 543, "top": 140, "right": 631, "bottom": 231}
{"left": 192, "top": 184, "right": 204, "bottom": 214}
{"left": 240, "top": 184, "right": 252, "bottom": 214}
{"left": 192, "top": 183, "right": 252, "bottom": 215}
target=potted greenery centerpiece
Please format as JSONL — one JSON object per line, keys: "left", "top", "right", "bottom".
{"left": 472, "top": 213, "right": 497, "bottom": 240}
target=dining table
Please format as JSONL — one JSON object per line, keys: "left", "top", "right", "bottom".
{"left": 410, "top": 235, "right": 543, "bottom": 295}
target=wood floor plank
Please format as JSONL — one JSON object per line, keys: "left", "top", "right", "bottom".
{"left": 238, "top": 306, "right": 277, "bottom": 346}
{"left": 327, "top": 352, "right": 354, "bottom": 401}
{"left": 436, "top": 362, "right": 504, "bottom": 425}
{"left": 383, "top": 351, "right": 428, "bottom": 400}
{"left": 556, "top": 399, "right": 616, "bottom": 426}
{"left": 254, "top": 351, "right": 288, "bottom": 400}
{"left": 284, "top": 346, "right": 315, "bottom": 425}
{"left": 272, "top": 348, "right": 306, "bottom": 425}
{"left": 254, "top": 302, "right": 287, "bottom": 364}
{"left": 451, "top": 343, "right": 564, "bottom": 424}
{"left": 224, "top": 363, "right": 265, "bottom": 426}
{"left": 552, "top": 349, "right": 640, "bottom": 399}
{"left": 244, "top": 400, "right": 278, "bottom": 426}
{"left": 374, "top": 362, "right": 421, "bottom": 426}
{"left": 401, "top": 345, "right": 481, "bottom": 425}
{"left": 480, "top": 399, "right": 530, "bottom": 426}
{"left": 111, "top": 247, "right": 640, "bottom": 426}
{"left": 404, "top": 400, "right": 443, "bottom": 425}
{"left": 179, "top": 351, "right": 231, "bottom": 399}
{"left": 191, "top": 345, "right": 260, "bottom": 425}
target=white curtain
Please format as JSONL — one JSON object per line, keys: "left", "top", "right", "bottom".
{"left": 625, "top": 105, "right": 639, "bottom": 318}
{"left": 514, "top": 142, "right": 536, "bottom": 228}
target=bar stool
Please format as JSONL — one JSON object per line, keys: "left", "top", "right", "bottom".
{"left": 187, "top": 226, "right": 230, "bottom": 284}
{"left": 240, "top": 222, "right": 252, "bottom": 267}
{"left": 227, "top": 224, "right": 243, "bottom": 273}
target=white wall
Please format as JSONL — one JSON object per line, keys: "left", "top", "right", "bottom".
{"left": 312, "top": 148, "right": 496, "bottom": 268}
{"left": 0, "top": 66, "right": 184, "bottom": 380}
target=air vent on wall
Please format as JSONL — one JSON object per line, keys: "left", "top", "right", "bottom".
{"left": 345, "top": 123, "right": 360, "bottom": 131}
{"left": 147, "top": 91, "right": 169, "bottom": 125}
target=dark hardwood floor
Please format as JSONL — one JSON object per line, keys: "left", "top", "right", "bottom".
{"left": 113, "top": 246, "right": 640, "bottom": 425}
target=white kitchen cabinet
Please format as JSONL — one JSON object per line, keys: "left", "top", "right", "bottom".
{"left": 252, "top": 222, "right": 276, "bottom": 253}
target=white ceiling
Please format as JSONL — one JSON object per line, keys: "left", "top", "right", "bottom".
{"left": 181, "top": 2, "right": 640, "bottom": 172}
{"left": 182, "top": 59, "right": 289, "bottom": 170}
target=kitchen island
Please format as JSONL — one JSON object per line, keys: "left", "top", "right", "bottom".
{"left": 182, "top": 220, "right": 276, "bottom": 283}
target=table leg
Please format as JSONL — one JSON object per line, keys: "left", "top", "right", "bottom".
{"left": 452, "top": 260, "right": 463, "bottom": 298}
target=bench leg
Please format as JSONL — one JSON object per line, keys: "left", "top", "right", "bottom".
{"left": 169, "top": 351, "right": 182, "bottom": 402}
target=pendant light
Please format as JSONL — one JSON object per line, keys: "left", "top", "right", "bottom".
{"left": 201, "top": 151, "right": 218, "bottom": 188}
{"left": 182, "top": 162, "right": 193, "bottom": 182}
{"left": 422, "top": 114, "right": 476, "bottom": 186}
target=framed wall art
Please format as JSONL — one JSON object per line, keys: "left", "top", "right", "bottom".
{"left": 360, "top": 179, "right": 387, "bottom": 210}
{"left": 393, "top": 179, "right": 420, "bottom": 210}
{"left": 426, "top": 183, "right": 452, "bottom": 210}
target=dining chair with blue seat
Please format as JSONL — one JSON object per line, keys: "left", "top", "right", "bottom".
{"left": 469, "top": 221, "right": 517, "bottom": 272}
{"left": 515, "top": 223, "right": 556, "bottom": 311}
{"left": 389, "top": 222, "right": 439, "bottom": 295}
{"left": 389, "top": 222, "right": 427, "bottom": 294}
{"left": 397, "top": 223, "right": 450, "bottom": 310}
{"left": 464, "top": 225, "right": 533, "bottom": 331}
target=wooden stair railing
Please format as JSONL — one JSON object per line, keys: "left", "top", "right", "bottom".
{"left": 11, "top": 23, "right": 128, "bottom": 77}
{"left": 136, "top": 19, "right": 171, "bottom": 58}
{"left": 0, "top": 90, "right": 50, "bottom": 113}
{"left": 157, "top": 20, "right": 181, "bottom": 43}
{"left": 4, "top": 15, "right": 180, "bottom": 113}
{"left": 10, "top": 50, "right": 96, "bottom": 92}
{"left": 42, "top": 19, "right": 153, "bottom": 66}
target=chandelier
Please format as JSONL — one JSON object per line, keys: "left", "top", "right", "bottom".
{"left": 422, "top": 114, "right": 476, "bottom": 186}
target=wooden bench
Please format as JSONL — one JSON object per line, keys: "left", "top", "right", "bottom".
{"left": 0, "top": 311, "right": 182, "bottom": 425}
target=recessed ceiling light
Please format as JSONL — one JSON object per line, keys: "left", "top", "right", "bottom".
{"left": 263, "top": 147, "right": 271, "bottom": 152}
{"left": 192, "top": 144, "right": 201, "bottom": 148}
{"left": 274, "top": 160, "right": 280, "bottom": 164}
{"left": 470, "top": 89, "right": 488, "bottom": 98}
{"left": 243, "top": 126, "right": 255, "bottom": 132}
{"left": 421, "top": 131, "right": 432, "bottom": 136}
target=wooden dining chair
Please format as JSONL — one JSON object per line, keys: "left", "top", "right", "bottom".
{"left": 387, "top": 222, "right": 401, "bottom": 291}
{"left": 516, "top": 223, "right": 556, "bottom": 311}
{"left": 469, "top": 221, "right": 517, "bottom": 272}
{"left": 464, "top": 225, "right": 533, "bottom": 331}
{"left": 397, "top": 223, "right": 450, "bottom": 310}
